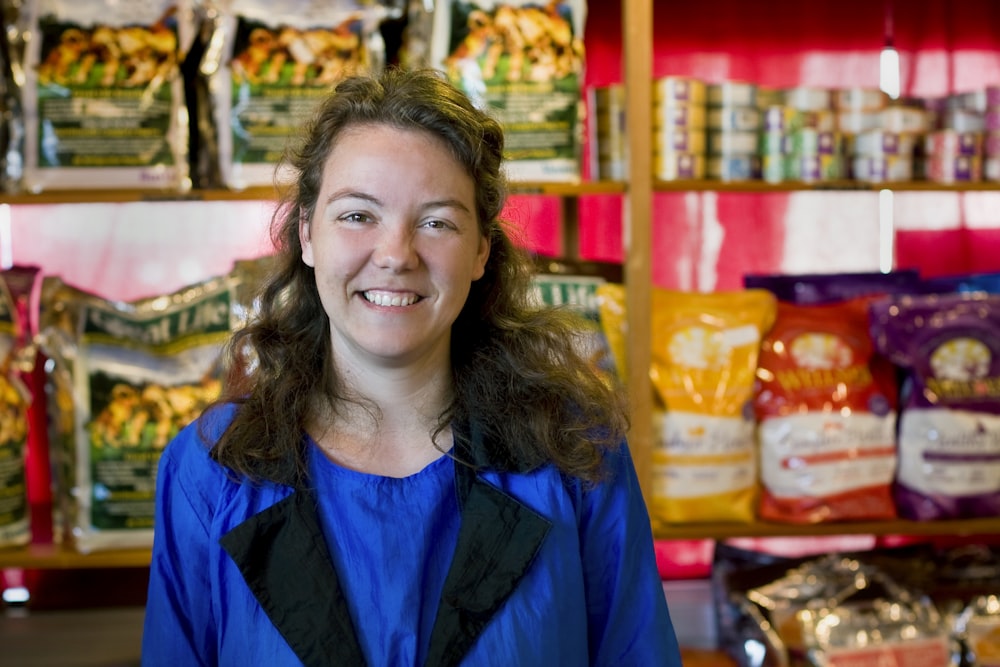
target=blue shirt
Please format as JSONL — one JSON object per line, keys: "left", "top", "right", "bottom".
{"left": 141, "top": 404, "right": 682, "bottom": 665}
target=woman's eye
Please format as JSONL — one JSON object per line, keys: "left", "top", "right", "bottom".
{"left": 341, "top": 212, "right": 371, "bottom": 224}
{"left": 423, "top": 219, "right": 452, "bottom": 230}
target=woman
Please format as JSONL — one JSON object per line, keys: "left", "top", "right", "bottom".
{"left": 142, "top": 67, "right": 682, "bottom": 666}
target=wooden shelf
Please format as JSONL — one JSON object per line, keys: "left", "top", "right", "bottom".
{"left": 508, "top": 180, "right": 627, "bottom": 195}
{"left": 654, "top": 179, "right": 1000, "bottom": 193}
{"left": 5, "top": 178, "right": 996, "bottom": 206}
{"left": 0, "top": 187, "right": 281, "bottom": 205}
{"left": 3, "top": 515, "right": 996, "bottom": 570}
{"left": 654, "top": 516, "right": 1000, "bottom": 541}
{"left": 0, "top": 543, "right": 151, "bottom": 570}
{"left": 0, "top": 180, "right": 627, "bottom": 206}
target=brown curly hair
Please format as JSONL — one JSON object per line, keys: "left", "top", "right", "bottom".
{"left": 208, "top": 67, "right": 627, "bottom": 486}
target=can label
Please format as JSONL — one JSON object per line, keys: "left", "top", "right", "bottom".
{"left": 708, "top": 155, "right": 761, "bottom": 181}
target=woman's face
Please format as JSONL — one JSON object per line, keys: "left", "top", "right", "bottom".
{"left": 300, "top": 123, "right": 490, "bottom": 371}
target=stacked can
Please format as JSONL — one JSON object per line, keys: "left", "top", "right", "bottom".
{"left": 653, "top": 76, "right": 707, "bottom": 180}
{"left": 833, "top": 87, "right": 911, "bottom": 183}
{"left": 940, "top": 90, "right": 988, "bottom": 135}
{"left": 984, "top": 86, "right": 1000, "bottom": 181}
{"left": 925, "top": 128, "right": 983, "bottom": 183}
{"left": 836, "top": 88, "right": 889, "bottom": 135}
{"left": 850, "top": 129, "right": 918, "bottom": 183}
{"left": 785, "top": 87, "right": 838, "bottom": 132}
{"left": 781, "top": 87, "right": 844, "bottom": 182}
{"left": 755, "top": 87, "right": 783, "bottom": 110}
{"left": 705, "top": 81, "right": 760, "bottom": 181}
{"left": 879, "top": 103, "right": 933, "bottom": 134}
{"left": 885, "top": 103, "right": 934, "bottom": 179}
{"left": 592, "top": 84, "right": 628, "bottom": 181}
{"left": 758, "top": 105, "right": 799, "bottom": 183}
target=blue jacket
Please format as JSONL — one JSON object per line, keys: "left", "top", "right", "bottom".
{"left": 142, "top": 404, "right": 682, "bottom": 666}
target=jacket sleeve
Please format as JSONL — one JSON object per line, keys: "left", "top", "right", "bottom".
{"left": 579, "top": 442, "right": 684, "bottom": 666}
{"left": 141, "top": 423, "right": 220, "bottom": 667}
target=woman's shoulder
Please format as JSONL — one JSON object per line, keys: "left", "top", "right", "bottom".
{"left": 158, "top": 403, "right": 238, "bottom": 487}
{"left": 483, "top": 439, "right": 635, "bottom": 506}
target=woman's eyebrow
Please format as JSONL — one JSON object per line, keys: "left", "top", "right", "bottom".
{"left": 322, "top": 189, "right": 381, "bottom": 208}
{"left": 422, "top": 198, "right": 473, "bottom": 214}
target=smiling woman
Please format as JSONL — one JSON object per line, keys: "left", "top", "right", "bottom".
{"left": 300, "top": 124, "right": 489, "bottom": 388}
{"left": 141, "top": 67, "right": 683, "bottom": 666}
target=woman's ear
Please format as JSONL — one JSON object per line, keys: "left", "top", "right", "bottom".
{"left": 299, "top": 210, "right": 315, "bottom": 268}
{"left": 472, "top": 233, "right": 490, "bottom": 281}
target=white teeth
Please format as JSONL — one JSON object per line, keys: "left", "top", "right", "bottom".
{"left": 364, "top": 291, "right": 419, "bottom": 307}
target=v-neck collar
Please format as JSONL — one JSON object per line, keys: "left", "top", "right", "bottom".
{"left": 219, "top": 424, "right": 552, "bottom": 667}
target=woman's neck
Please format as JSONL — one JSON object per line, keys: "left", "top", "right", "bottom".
{"left": 308, "top": 357, "right": 454, "bottom": 477}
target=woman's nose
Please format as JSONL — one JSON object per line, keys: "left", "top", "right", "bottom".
{"left": 372, "top": 224, "right": 419, "bottom": 271}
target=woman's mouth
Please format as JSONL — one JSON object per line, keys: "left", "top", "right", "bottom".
{"left": 363, "top": 290, "right": 421, "bottom": 307}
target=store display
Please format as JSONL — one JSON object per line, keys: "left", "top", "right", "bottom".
{"left": 754, "top": 297, "right": 899, "bottom": 524}
{"left": 837, "top": 107, "right": 883, "bottom": 134}
{"left": 37, "top": 269, "right": 248, "bottom": 552}
{"left": 530, "top": 259, "right": 620, "bottom": 380}
{"left": 923, "top": 271, "right": 1000, "bottom": 294}
{"left": 653, "top": 76, "right": 708, "bottom": 180}
{"left": 850, "top": 129, "right": 917, "bottom": 182}
{"left": 870, "top": 291, "right": 1000, "bottom": 522}
{"left": 750, "top": 554, "right": 949, "bottom": 665}
{"left": 591, "top": 84, "right": 627, "bottom": 180}
{"left": 656, "top": 75, "right": 707, "bottom": 106}
{"left": 744, "top": 272, "right": 916, "bottom": 524}
{"left": 707, "top": 81, "right": 756, "bottom": 108}
{"left": 714, "top": 540, "right": 1000, "bottom": 667}
{"left": 743, "top": 269, "right": 924, "bottom": 308}
{"left": 20, "top": 0, "right": 195, "bottom": 192}
{"left": 942, "top": 108, "right": 986, "bottom": 134}
{"left": 592, "top": 267, "right": 1000, "bottom": 529}
{"left": 958, "top": 594, "right": 1000, "bottom": 667}
{"left": 640, "top": 73, "right": 1000, "bottom": 186}
{"left": 0, "top": 266, "right": 41, "bottom": 549}
{"left": 707, "top": 129, "right": 757, "bottom": 155}
{"left": 759, "top": 105, "right": 797, "bottom": 183}
{"left": 784, "top": 86, "right": 832, "bottom": 113}
{"left": 883, "top": 104, "right": 933, "bottom": 134}
{"left": 657, "top": 151, "right": 706, "bottom": 180}
{"left": 985, "top": 146, "right": 1000, "bottom": 182}
{"left": 834, "top": 87, "right": 889, "bottom": 112}
{"left": 706, "top": 81, "right": 760, "bottom": 182}
{"left": 924, "top": 129, "right": 984, "bottom": 184}
{"left": 852, "top": 154, "right": 914, "bottom": 183}
{"left": 196, "top": 0, "right": 392, "bottom": 191}
{"left": 632, "top": 286, "right": 776, "bottom": 524}
{"left": 431, "top": 0, "right": 587, "bottom": 182}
